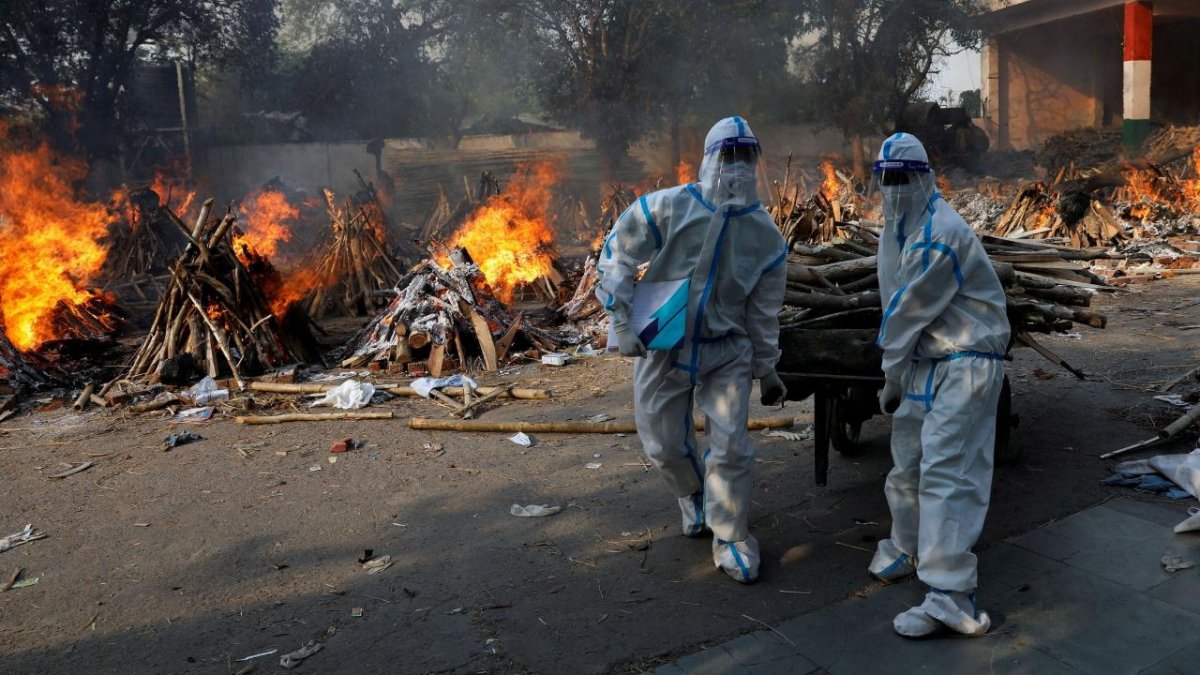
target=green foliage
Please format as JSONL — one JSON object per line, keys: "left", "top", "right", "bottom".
{"left": 958, "top": 88, "right": 982, "bottom": 118}
{"left": 797, "top": 0, "right": 988, "bottom": 136}
{"left": 0, "top": 0, "right": 280, "bottom": 158}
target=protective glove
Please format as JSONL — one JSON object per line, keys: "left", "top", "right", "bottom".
{"left": 879, "top": 376, "right": 903, "bottom": 414}
{"left": 760, "top": 371, "right": 787, "bottom": 406}
{"left": 613, "top": 323, "right": 647, "bottom": 358}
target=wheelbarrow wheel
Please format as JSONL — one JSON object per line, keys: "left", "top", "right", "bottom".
{"left": 830, "top": 398, "right": 865, "bottom": 455}
{"left": 994, "top": 375, "right": 1021, "bottom": 465}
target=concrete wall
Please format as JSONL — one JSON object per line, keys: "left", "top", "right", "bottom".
{"left": 984, "top": 8, "right": 1123, "bottom": 150}
{"left": 202, "top": 141, "right": 379, "bottom": 200}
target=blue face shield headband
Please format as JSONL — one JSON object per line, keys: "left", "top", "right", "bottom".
{"left": 872, "top": 159, "right": 931, "bottom": 174}
{"left": 705, "top": 136, "right": 761, "bottom": 162}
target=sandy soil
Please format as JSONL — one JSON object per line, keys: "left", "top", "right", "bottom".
{"left": 1, "top": 278, "right": 1199, "bottom": 674}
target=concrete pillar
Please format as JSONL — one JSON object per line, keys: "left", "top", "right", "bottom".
{"left": 1123, "top": 1, "right": 1153, "bottom": 148}
{"left": 982, "top": 38, "right": 1006, "bottom": 150}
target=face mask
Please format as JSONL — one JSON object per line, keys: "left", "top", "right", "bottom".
{"left": 879, "top": 184, "right": 912, "bottom": 226}
{"left": 717, "top": 162, "right": 756, "bottom": 202}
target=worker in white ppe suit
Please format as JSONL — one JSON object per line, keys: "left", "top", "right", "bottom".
{"left": 595, "top": 116, "right": 788, "bottom": 583}
{"left": 867, "top": 132, "right": 1011, "bottom": 637}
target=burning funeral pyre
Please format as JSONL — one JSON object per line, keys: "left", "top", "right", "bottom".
{"left": 341, "top": 161, "right": 584, "bottom": 375}
{"left": 0, "top": 122, "right": 124, "bottom": 389}
{"left": 118, "top": 199, "right": 323, "bottom": 390}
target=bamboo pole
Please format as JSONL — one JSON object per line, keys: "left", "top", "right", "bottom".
{"left": 247, "top": 381, "right": 551, "bottom": 400}
{"left": 72, "top": 383, "right": 95, "bottom": 412}
{"left": 407, "top": 416, "right": 796, "bottom": 434}
{"left": 236, "top": 412, "right": 395, "bottom": 425}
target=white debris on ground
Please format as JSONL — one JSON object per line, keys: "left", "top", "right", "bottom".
{"left": 948, "top": 190, "right": 1008, "bottom": 232}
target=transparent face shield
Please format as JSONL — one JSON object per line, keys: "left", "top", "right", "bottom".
{"left": 700, "top": 136, "right": 771, "bottom": 208}
{"left": 866, "top": 158, "right": 937, "bottom": 230}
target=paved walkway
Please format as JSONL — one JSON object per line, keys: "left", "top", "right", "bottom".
{"left": 654, "top": 499, "right": 1200, "bottom": 674}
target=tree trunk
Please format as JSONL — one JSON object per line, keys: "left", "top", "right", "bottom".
{"left": 851, "top": 133, "right": 867, "bottom": 184}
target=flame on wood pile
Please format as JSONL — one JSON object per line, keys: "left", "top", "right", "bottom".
{"left": 0, "top": 121, "right": 122, "bottom": 352}
{"left": 440, "top": 161, "right": 562, "bottom": 304}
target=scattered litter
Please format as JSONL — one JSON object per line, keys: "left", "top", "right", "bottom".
{"left": 188, "top": 376, "right": 229, "bottom": 405}
{"left": 362, "top": 555, "right": 393, "bottom": 575}
{"left": 309, "top": 466, "right": 322, "bottom": 473}
{"left": 173, "top": 406, "right": 215, "bottom": 422}
{"left": 614, "top": 433, "right": 627, "bottom": 438}
{"left": 0, "top": 523, "right": 44, "bottom": 550}
{"left": 1176, "top": 507, "right": 1200, "bottom": 534}
{"left": 762, "top": 428, "right": 813, "bottom": 442}
{"left": 593, "top": 453, "right": 601, "bottom": 458}
{"left": 236, "top": 649, "right": 278, "bottom": 662}
{"left": 48, "top": 462, "right": 93, "bottom": 479}
{"left": 351, "top": 607, "right": 364, "bottom": 618}
{"left": 330, "top": 438, "right": 354, "bottom": 454}
{"left": 1154, "top": 394, "right": 1194, "bottom": 409}
{"left": 574, "top": 344, "right": 600, "bottom": 357}
{"left": 133, "top": 523, "right": 150, "bottom": 528}
{"left": 1162, "top": 554, "right": 1195, "bottom": 573}
{"left": 541, "top": 353, "right": 571, "bottom": 366}
{"left": 163, "top": 431, "right": 203, "bottom": 450}
{"left": 311, "top": 380, "right": 376, "bottom": 410}
{"left": 327, "top": 456, "right": 337, "bottom": 464}
{"left": 448, "top": 606, "right": 466, "bottom": 615}
{"left": 510, "top": 504, "right": 563, "bottom": 518}
{"left": 279, "top": 641, "right": 322, "bottom": 669}
{"left": 509, "top": 433, "right": 534, "bottom": 447}
{"left": 411, "top": 374, "right": 478, "bottom": 398}
{"left": 1107, "top": 449, "right": 1200, "bottom": 503}
{"left": 586, "top": 414, "right": 613, "bottom": 423}
{"left": 585, "top": 463, "right": 602, "bottom": 470}
{"left": 10, "top": 577, "right": 39, "bottom": 589}
{"left": 853, "top": 519, "right": 879, "bottom": 526}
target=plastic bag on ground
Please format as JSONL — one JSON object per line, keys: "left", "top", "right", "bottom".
{"left": 188, "top": 376, "right": 229, "bottom": 405}
{"left": 311, "top": 380, "right": 376, "bottom": 410}
{"left": 510, "top": 504, "right": 562, "bottom": 518}
{"left": 410, "top": 374, "right": 479, "bottom": 398}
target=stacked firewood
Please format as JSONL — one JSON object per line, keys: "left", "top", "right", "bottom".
{"left": 0, "top": 315, "right": 47, "bottom": 390}
{"left": 302, "top": 189, "right": 405, "bottom": 318}
{"left": 770, "top": 159, "right": 862, "bottom": 246}
{"left": 419, "top": 173, "right": 501, "bottom": 244}
{"left": 118, "top": 199, "right": 321, "bottom": 389}
{"left": 780, "top": 228, "right": 1113, "bottom": 377}
{"left": 992, "top": 182, "right": 1126, "bottom": 247}
{"left": 341, "top": 253, "right": 575, "bottom": 376}
{"left": 103, "top": 186, "right": 189, "bottom": 279}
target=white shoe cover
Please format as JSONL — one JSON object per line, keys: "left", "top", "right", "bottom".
{"left": 713, "top": 536, "right": 760, "bottom": 583}
{"left": 1174, "top": 507, "right": 1200, "bottom": 534}
{"left": 894, "top": 590, "right": 991, "bottom": 638}
{"left": 868, "top": 538, "right": 917, "bottom": 582}
{"left": 679, "top": 493, "right": 707, "bottom": 538}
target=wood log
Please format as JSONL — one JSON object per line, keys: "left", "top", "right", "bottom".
{"left": 777, "top": 329, "right": 883, "bottom": 377}
{"left": 784, "top": 290, "right": 880, "bottom": 312}
{"left": 407, "top": 416, "right": 796, "bottom": 434}
{"left": 72, "top": 383, "right": 95, "bottom": 412}
{"left": 236, "top": 412, "right": 395, "bottom": 424}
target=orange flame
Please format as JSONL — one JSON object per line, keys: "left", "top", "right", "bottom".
{"left": 1184, "top": 148, "right": 1200, "bottom": 211}
{"left": 234, "top": 190, "right": 298, "bottom": 262}
{"left": 819, "top": 161, "right": 840, "bottom": 201}
{"left": 0, "top": 123, "right": 116, "bottom": 351}
{"left": 444, "top": 161, "right": 561, "bottom": 303}
{"left": 150, "top": 170, "right": 196, "bottom": 219}
{"left": 676, "top": 159, "right": 694, "bottom": 184}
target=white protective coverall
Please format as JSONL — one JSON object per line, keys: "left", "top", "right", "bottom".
{"left": 595, "top": 117, "right": 787, "bottom": 583}
{"left": 868, "top": 133, "right": 1011, "bottom": 636}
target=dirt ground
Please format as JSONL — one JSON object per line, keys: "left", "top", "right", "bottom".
{"left": 2, "top": 277, "right": 1199, "bottom": 674}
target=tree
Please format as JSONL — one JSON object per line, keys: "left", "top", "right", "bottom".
{"left": 273, "top": 1, "right": 456, "bottom": 141}
{"left": 796, "top": 0, "right": 989, "bottom": 179}
{"left": 0, "top": 0, "right": 280, "bottom": 160}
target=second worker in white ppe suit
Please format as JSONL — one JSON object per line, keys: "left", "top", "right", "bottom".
{"left": 595, "top": 116, "right": 788, "bottom": 583}
{"left": 867, "top": 133, "right": 1011, "bottom": 637}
